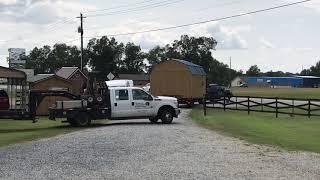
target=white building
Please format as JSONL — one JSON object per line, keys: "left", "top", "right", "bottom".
{"left": 231, "top": 76, "right": 247, "bottom": 87}
{"left": 8, "top": 48, "right": 26, "bottom": 69}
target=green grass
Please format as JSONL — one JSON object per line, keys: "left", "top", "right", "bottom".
{"left": 0, "top": 118, "right": 83, "bottom": 148}
{"left": 191, "top": 108, "right": 320, "bottom": 153}
{"left": 232, "top": 87, "right": 320, "bottom": 99}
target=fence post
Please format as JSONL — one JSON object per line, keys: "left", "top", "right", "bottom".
{"left": 223, "top": 96, "right": 226, "bottom": 112}
{"left": 261, "top": 98, "right": 263, "bottom": 112}
{"left": 276, "top": 97, "right": 278, "bottom": 118}
{"left": 292, "top": 99, "right": 294, "bottom": 116}
{"left": 308, "top": 100, "right": 311, "bottom": 118}
{"left": 236, "top": 97, "right": 238, "bottom": 110}
{"left": 203, "top": 95, "right": 207, "bottom": 117}
{"left": 247, "top": 96, "right": 250, "bottom": 115}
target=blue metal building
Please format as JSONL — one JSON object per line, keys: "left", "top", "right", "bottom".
{"left": 247, "top": 76, "right": 320, "bottom": 88}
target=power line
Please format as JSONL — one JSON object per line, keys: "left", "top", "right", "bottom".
{"left": 84, "top": 0, "right": 158, "bottom": 13}
{"left": 86, "top": 0, "right": 186, "bottom": 18}
{"left": 85, "top": 0, "right": 246, "bottom": 31}
{"left": 85, "top": 0, "right": 311, "bottom": 39}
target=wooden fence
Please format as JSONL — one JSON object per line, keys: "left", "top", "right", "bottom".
{"left": 203, "top": 96, "right": 320, "bottom": 118}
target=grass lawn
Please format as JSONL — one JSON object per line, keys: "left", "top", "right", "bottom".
{"left": 191, "top": 108, "right": 320, "bottom": 153}
{"left": 0, "top": 118, "right": 83, "bottom": 148}
{"left": 232, "top": 87, "right": 320, "bottom": 99}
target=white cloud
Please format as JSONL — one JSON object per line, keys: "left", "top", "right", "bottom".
{"left": 260, "top": 37, "right": 275, "bottom": 49}
{"left": 287, "top": 0, "right": 320, "bottom": 12}
{"left": 191, "top": 23, "right": 249, "bottom": 49}
{"left": 0, "top": 0, "right": 17, "bottom": 5}
{"left": 0, "top": 0, "right": 96, "bottom": 24}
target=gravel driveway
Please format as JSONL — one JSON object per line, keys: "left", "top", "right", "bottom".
{"left": 1, "top": 109, "right": 320, "bottom": 179}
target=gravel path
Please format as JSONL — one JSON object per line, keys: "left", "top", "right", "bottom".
{"left": 1, "top": 110, "right": 320, "bottom": 179}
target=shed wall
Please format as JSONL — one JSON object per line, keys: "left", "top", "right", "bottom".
{"left": 151, "top": 60, "right": 205, "bottom": 99}
{"left": 32, "top": 77, "right": 73, "bottom": 115}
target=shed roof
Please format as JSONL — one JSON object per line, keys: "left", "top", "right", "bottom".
{"left": 55, "top": 67, "right": 79, "bottom": 79}
{"left": 0, "top": 66, "right": 26, "bottom": 79}
{"left": 294, "top": 76, "right": 320, "bottom": 79}
{"left": 172, "top": 59, "right": 206, "bottom": 76}
{"left": 117, "top": 74, "right": 149, "bottom": 81}
{"left": 29, "top": 74, "right": 55, "bottom": 83}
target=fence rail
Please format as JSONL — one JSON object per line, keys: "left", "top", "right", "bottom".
{"left": 203, "top": 96, "right": 320, "bottom": 118}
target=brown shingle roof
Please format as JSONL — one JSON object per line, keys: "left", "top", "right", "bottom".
{"left": 55, "top": 67, "right": 79, "bottom": 79}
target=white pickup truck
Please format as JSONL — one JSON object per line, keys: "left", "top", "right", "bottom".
{"left": 49, "top": 86, "right": 181, "bottom": 127}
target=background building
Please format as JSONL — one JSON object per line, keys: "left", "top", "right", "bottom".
{"left": 246, "top": 76, "right": 320, "bottom": 88}
{"left": 8, "top": 48, "right": 26, "bottom": 69}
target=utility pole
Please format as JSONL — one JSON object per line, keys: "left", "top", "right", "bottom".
{"left": 77, "top": 13, "right": 86, "bottom": 71}
{"left": 229, "top": 56, "right": 232, "bottom": 88}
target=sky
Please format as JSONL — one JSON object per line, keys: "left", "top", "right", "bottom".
{"left": 0, "top": 0, "right": 319, "bottom": 73}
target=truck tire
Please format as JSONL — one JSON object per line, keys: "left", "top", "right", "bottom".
{"left": 160, "top": 109, "right": 174, "bottom": 124}
{"left": 75, "top": 112, "right": 91, "bottom": 127}
{"left": 67, "top": 117, "right": 77, "bottom": 127}
{"left": 149, "top": 117, "right": 159, "bottom": 123}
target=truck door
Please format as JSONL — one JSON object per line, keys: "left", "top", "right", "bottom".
{"left": 131, "top": 89, "right": 154, "bottom": 117}
{"left": 111, "top": 89, "right": 134, "bottom": 118}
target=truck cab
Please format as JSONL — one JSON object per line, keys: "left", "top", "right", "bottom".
{"left": 110, "top": 87, "right": 179, "bottom": 120}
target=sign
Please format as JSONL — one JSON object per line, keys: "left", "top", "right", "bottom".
{"left": 107, "top": 72, "right": 115, "bottom": 80}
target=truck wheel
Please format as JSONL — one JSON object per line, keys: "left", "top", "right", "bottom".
{"left": 75, "top": 112, "right": 91, "bottom": 127}
{"left": 160, "top": 109, "right": 173, "bottom": 124}
{"left": 149, "top": 117, "right": 159, "bottom": 123}
{"left": 67, "top": 118, "right": 77, "bottom": 127}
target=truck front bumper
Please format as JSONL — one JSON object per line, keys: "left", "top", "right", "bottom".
{"left": 174, "top": 108, "right": 181, "bottom": 118}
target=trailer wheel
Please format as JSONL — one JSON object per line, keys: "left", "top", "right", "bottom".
{"left": 75, "top": 112, "right": 91, "bottom": 127}
{"left": 160, "top": 109, "right": 173, "bottom": 124}
{"left": 149, "top": 117, "right": 159, "bottom": 123}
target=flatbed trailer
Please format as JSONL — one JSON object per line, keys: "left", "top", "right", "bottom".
{"left": 0, "top": 90, "right": 79, "bottom": 122}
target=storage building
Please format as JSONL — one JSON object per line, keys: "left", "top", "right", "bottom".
{"left": 30, "top": 74, "right": 74, "bottom": 115}
{"left": 150, "top": 59, "right": 206, "bottom": 104}
{"left": 247, "top": 76, "right": 320, "bottom": 88}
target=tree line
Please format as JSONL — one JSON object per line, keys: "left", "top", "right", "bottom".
{"left": 26, "top": 35, "right": 242, "bottom": 85}
{"left": 245, "top": 65, "right": 297, "bottom": 77}
{"left": 301, "top": 61, "right": 320, "bottom": 77}
{"left": 246, "top": 63, "right": 320, "bottom": 77}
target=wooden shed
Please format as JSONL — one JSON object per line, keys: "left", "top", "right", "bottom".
{"left": 30, "top": 75, "right": 74, "bottom": 115}
{"left": 150, "top": 59, "right": 206, "bottom": 104}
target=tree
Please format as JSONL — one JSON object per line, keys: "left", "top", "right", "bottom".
{"left": 26, "top": 44, "right": 82, "bottom": 74}
{"left": 246, "top": 65, "right": 261, "bottom": 76}
{"left": 87, "top": 36, "right": 124, "bottom": 80}
{"left": 118, "top": 42, "right": 145, "bottom": 74}
{"left": 26, "top": 45, "right": 52, "bottom": 74}
{"left": 309, "top": 61, "right": 320, "bottom": 76}
{"left": 146, "top": 46, "right": 166, "bottom": 72}
{"left": 300, "top": 61, "right": 320, "bottom": 76}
